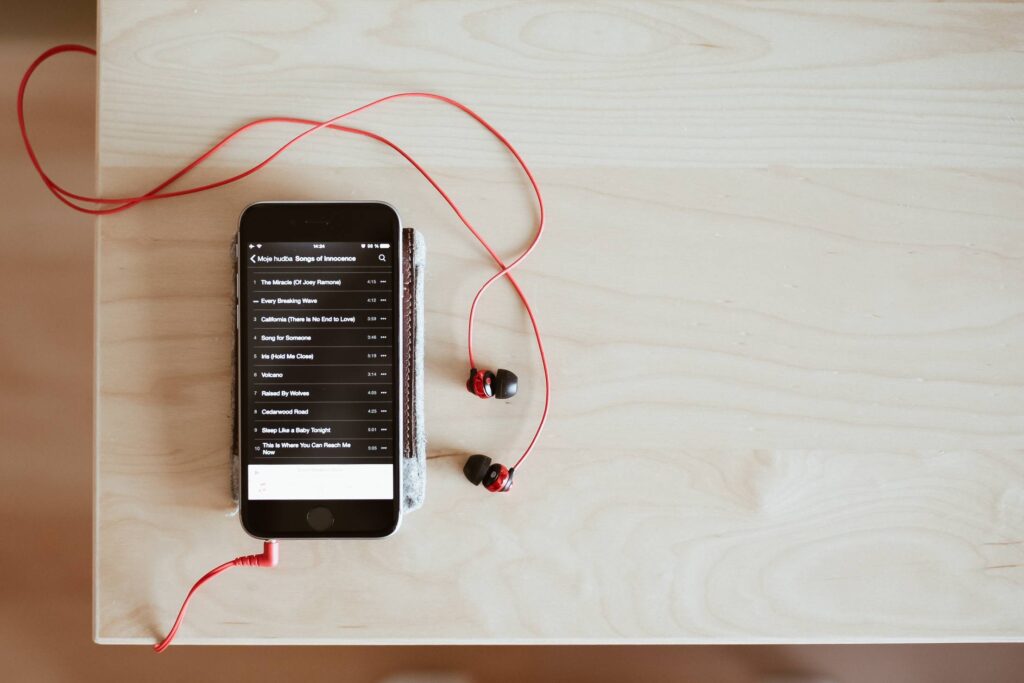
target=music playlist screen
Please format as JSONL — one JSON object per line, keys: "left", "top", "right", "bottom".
{"left": 242, "top": 241, "right": 397, "bottom": 500}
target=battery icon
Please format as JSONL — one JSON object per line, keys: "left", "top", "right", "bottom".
{"left": 380, "top": 243, "right": 390, "bottom": 249}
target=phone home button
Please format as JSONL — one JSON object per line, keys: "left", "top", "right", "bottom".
{"left": 306, "top": 506, "right": 334, "bottom": 532}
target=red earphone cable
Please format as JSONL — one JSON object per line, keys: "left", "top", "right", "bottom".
{"left": 19, "top": 44, "right": 549, "bottom": 471}
{"left": 153, "top": 541, "right": 279, "bottom": 652}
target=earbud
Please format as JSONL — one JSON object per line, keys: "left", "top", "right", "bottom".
{"left": 466, "top": 367, "right": 518, "bottom": 400}
{"left": 463, "top": 454, "right": 514, "bottom": 492}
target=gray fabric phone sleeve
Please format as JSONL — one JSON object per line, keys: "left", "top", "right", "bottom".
{"left": 230, "top": 227, "right": 427, "bottom": 513}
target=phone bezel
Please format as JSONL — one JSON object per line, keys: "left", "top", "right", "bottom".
{"left": 237, "top": 201, "right": 403, "bottom": 539}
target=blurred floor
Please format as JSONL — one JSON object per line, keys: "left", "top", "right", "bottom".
{"left": 1, "top": 2, "right": 1022, "bottom": 681}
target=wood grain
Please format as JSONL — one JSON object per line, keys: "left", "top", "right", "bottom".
{"left": 97, "top": 0, "right": 1024, "bottom": 169}
{"left": 94, "top": 1, "right": 1024, "bottom": 644}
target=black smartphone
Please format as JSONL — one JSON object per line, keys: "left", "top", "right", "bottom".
{"left": 236, "top": 202, "right": 402, "bottom": 538}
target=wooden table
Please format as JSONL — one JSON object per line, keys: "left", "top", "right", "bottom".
{"left": 94, "top": 0, "right": 1024, "bottom": 644}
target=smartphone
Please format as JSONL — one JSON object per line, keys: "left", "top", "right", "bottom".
{"left": 237, "top": 202, "right": 402, "bottom": 538}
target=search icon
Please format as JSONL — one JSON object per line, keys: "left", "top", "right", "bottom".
{"left": 378, "top": 254, "right": 387, "bottom": 262}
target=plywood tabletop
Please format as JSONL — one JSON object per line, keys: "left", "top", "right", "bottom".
{"left": 93, "top": 0, "right": 1024, "bottom": 644}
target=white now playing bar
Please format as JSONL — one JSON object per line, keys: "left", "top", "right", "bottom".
{"left": 248, "top": 464, "right": 394, "bottom": 500}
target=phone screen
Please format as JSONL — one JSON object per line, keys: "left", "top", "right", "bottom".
{"left": 238, "top": 201, "right": 399, "bottom": 532}
{"left": 237, "top": 204, "right": 401, "bottom": 540}
{"left": 237, "top": 203, "right": 402, "bottom": 536}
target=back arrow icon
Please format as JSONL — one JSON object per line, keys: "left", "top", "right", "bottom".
{"left": 250, "top": 254, "right": 256, "bottom": 263}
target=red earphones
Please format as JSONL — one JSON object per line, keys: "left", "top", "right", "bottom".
{"left": 463, "top": 368, "right": 520, "bottom": 492}
{"left": 19, "top": 42, "right": 553, "bottom": 652}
